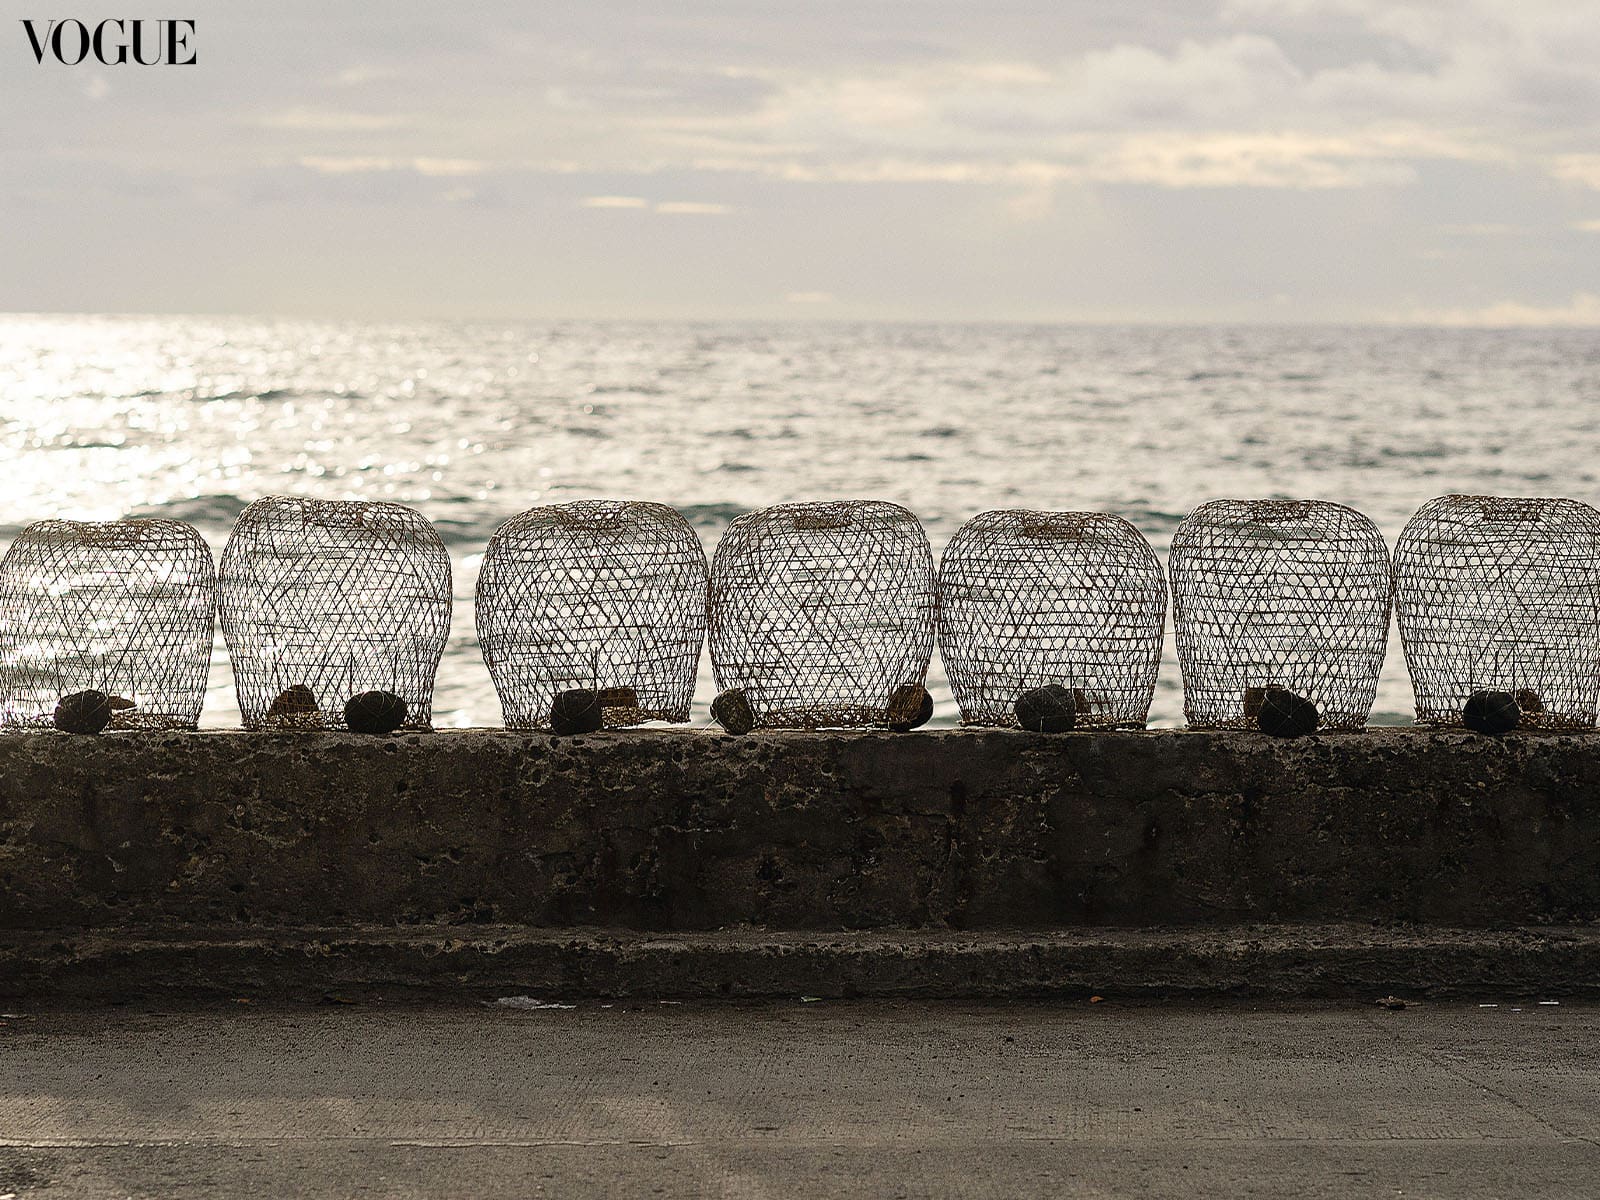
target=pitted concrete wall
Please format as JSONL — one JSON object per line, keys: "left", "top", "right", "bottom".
{"left": 2, "top": 729, "right": 1598, "bottom": 931}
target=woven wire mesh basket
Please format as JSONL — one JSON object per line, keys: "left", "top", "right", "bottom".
{"left": 219, "top": 497, "right": 452, "bottom": 731}
{"left": 476, "top": 500, "right": 708, "bottom": 730}
{"left": 0, "top": 518, "right": 215, "bottom": 730}
{"left": 708, "top": 500, "right": 936, "bottom": 728}
{"left": 1394, "top": 494, "right": 1600, "bottom": 729}
{"left": 1170, "top": 499, "right": 1392, "bottom": 730}
{"left": 938, "top": 510, "right": 1165, "bottom": 728}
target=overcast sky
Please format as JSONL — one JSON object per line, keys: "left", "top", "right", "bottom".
{"left": 2, "top": 0, "right": 1598, "bottom": 323}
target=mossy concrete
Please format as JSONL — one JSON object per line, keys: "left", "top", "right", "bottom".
{"left": 7, "top": 924, "right": 1600, "bottom": 1004}
{"left": 2, "top": 728, "right": 1598, "bottom": 932}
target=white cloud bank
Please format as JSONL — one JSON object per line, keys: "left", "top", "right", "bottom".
{"left": 224, "top": 1, "right": 1598, "bottom": 195}
{"left": 1390, "top": 293, "right": 1600, "bottom": 327}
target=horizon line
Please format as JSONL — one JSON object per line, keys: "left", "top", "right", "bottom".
{"left": 3, "top": 310, "right": 1600, "bottom": 332}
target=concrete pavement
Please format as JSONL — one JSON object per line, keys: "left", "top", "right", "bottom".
{"left": 2, "top": 998, "right": 1598, "bottom": 1198}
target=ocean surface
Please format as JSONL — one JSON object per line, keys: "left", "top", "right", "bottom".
{"left": 2, "top": 315, "right": 1597, "bottom": 729}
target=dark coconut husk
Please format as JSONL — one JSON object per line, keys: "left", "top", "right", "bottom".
{"left": 1015, "top": 684, "right": 1077, "bottom": 733}
{"left": 886, "top": 683, "right": 933, "bottom": 731}
{"left": 711, "top": 688, "right": 755, "bottom": 736}
{"left": 1514, "top": 688, "right": 1544, "bottom": 714}
{"left": 344, "top": 690, "right": 408, "bottom": 735}
{"left": 550, "top": 688, "right": 603, "bottom": 735}
{"left": 1464, "top": 689, "right": 1520, "bottom": 736}
{"left": 267, "top": 684, "right": 320, "bottom": 718}
{"left": 54, "top": 689, "right": 113, "bottom": 735}
{"left": 1257, "top": 689, "right": 1319, "bottom": 738}
{"left": 1242, "top": 685, "right": 1272, "bottom": 723}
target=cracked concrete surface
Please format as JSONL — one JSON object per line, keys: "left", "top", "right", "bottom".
{"left": 0, "top": 1000, "right": 1596, "bottom": 1198}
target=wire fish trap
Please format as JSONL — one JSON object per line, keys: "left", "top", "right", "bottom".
{"left": 708, "top": 500, "right": 936, "bottom": 729}
{"left": 1394, "top": 494, "right": 1600, "bottom": 730}
{"left": 218, "top": 496, "right": 452, "bottom": 731}
{"left": 0, "top": 518, "right": 215, "bottom": 731}
{"left": 938, "top": 510, "right": 1166, "bottom": 729}
{"left": 476, "top": 499, "right": 708, "bottom": 730}
{"left": 1170, "top": 498, "right": 1392, "bottom": 731}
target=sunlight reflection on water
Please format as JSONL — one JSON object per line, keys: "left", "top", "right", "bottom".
{"left": 2, "top": 315, "right": 1597, "bottom": 728}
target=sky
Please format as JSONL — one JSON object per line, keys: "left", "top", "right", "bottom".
{"left": 1, "top": 0, "right": 1598, "bottom": 323}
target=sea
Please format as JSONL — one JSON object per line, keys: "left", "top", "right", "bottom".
{"left": 2, "top": 315, "right": 1597, "bottom": 729}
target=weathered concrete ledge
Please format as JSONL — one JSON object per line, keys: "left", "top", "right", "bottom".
{"left": 5, "top": 727, "right": 1599, "bottom": 998}
{"left": 7, "top": 924, "right": 1600, "bottom": 1003}
{"left": 5, "top": 728, "right": 1600, "bottom": 932}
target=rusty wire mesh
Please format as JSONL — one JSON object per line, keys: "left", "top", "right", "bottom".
{"left": 1394, "top": 494, "right": 1600, "bottom": 729}
{"left": 708, "top": 500, "right": 936, "bottom": 728}
{"left": 937, "top": 510, "right": 1166, "bottom": 728}
{"left": 0, "top": 519, "right": 215, "bottom": 730}
{"left": 218, "top": 496, "right": 452, "bottom": 730}
{"left": 1170, "top": 499, "right": 1392, "bottom": 730}
{"left": 476, "top": 500, "right": 708, "bottom": 730}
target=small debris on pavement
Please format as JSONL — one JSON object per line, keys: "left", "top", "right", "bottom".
{"left": 492, "top": 996, "right": 576, "bottom": 1011}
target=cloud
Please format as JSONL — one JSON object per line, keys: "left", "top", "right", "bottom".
{"left": 543, "top": 68, "right": 777, "bottom": 118}
{"left": 298, "top": 156, "right": 484, "bottom": 176}
{"left": 412, "top": 158, "right": 483, "bottom": 177}
{"left": 298, "top": 156, "right": 396, "bottom": 174}
{"left": 579, "top": 196, "right": 732, "bottom": 213}
{"left": 944, "top": 35, "right": 1304, "bottom": 133}
{"left": 1550, "top": 155, "right": 1600, "bottom": 189}
{"left": 654, "top": 201, "right": 732, "bottom": 214}
{"left": 332, "top": 64, "right": 399, "bottom": 88}
{"left": 1220, "top": 1, "right": 1600, "bottom": 140}
{"left": 1388, "top": 292, "right": 1600, "bottom": 327}
{"left": 60, "top": 5, "right": 1600, "bottom": 198}
{"left": 1435, "top": 223, "right": 1526, "bottom": 236}
{"left": 607, "top": 14, "right": 1581, "bottom": 192}
{"left": 692, "top": 130, "right": 1430, "bottom": 189}
{"left": 1075, "top": 131, "right": 1421, "bottom": 188}
{"left": 580, "top": 195, "right": 648, "bottom": 208}
{"left": 259, "top": 108, "right": 412, "bottom": 132}
{"left": 602, "top": 4, "right": 1597, "bottom": 193}
{"left": 8, "top": 2, "right": 1600, "bottom": 321}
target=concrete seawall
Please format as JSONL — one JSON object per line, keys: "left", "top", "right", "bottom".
{"left": 4, "top": 729, "right": 1599, "bottom": 999}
